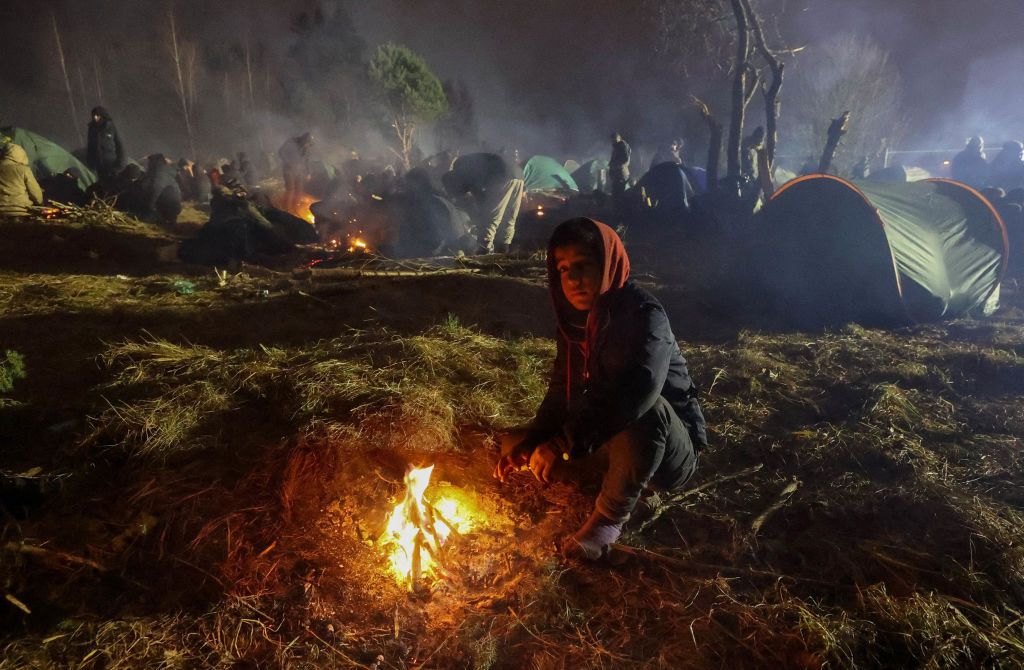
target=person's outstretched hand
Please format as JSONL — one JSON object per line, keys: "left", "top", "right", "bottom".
{"left": 493, "top": 435, "right": 530, "bottom": 483}
{"left": 528, "top": 444, "right": 558, "bottom": 484}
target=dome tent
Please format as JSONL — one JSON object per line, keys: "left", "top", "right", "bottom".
{"left": 751, "top": 175, "right": 1007, "bottom": 327}
{"left": 1, "top": 127, "right": 96, "bottom": 190}
{"left": 523, "top": 155, "right": 578, "bottom": 193}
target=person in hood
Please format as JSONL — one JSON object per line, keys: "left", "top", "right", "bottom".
{"left": 0, "top": 143, "right": 44, "bottom": 216}
{"left": 951, "top": 137, "right": 989, "bottom": 187}
{"left": 494, "top": 218, "right": 706, "bottom": 560}
{"left": 86, "top": 106, "right": 126, "bottom": 183}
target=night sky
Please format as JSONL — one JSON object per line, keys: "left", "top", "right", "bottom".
{"left": 0, "top": 0, "right": 1019, "bottom": 159}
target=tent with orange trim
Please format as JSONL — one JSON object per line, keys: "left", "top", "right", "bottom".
{"left": 752, "top": 174, "right": 1008, "bottom": 327}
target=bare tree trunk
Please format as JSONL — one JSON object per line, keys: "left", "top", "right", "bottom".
{"left": 818, "top": 111, "right": 851, "bottom": 174}
{"left": 168, "top": 8, "right": 197, "bottom": 159}
{"left": 92, "top": 55, "right": 104, "bottom": 103}
{"left": 75, "top": 64, "right": 90, "bottom": 120}
{"left": 727, "top": 0, "right": 751, "bottom": 180}
{"left": 740, "top": 0, "right": 784, "bottom": 173}
{"left": 51, "top": 12, "right": 82, "bottom": 146}
{"left": 245, "top": 39, "right": 256, "bottom": 117}
{"left": 693, "top": 97, "right": 723, "bottom": 191}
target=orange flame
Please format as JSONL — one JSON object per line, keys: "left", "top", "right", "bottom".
{"left": 383, "top": 466, "right": 471, "bottom": 590}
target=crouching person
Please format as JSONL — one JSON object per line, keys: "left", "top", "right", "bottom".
{"left": 494, "top": 217, "right": 706, "bottom": 560}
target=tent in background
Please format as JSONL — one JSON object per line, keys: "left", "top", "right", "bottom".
{"left": 571, "top": 159, "right": 608, "bottom": 192}
{"left": 752, "top": 175, "right": 1007, "bottom": 327}
{"left": 1, "top": 127, "right": 96, "bottom": 190}
{"left": 523, "top": 155, "right": 578, "bottom": 193}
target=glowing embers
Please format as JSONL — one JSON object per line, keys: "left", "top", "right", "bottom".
{"left": 383, "top": 466, "right": 473, "bottom": 591}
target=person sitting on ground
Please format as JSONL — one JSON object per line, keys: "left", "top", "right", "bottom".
{"left": 0, "top": 142, "right": 44, "bottom": 217}
{"left": 143, "top": 154, "right": 182, "bottom": 225}
{"left": 39, "top": 167, "right": 87, "bottom": 206}
{"left": 494, "top": 217, "right": 706, "bottom": 561}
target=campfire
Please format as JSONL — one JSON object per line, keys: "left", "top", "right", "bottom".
{"left": 383, "top": 465, "right": 472, "bottom": 591}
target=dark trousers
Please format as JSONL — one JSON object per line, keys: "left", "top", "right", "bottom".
{"left": 595, "top": 396, "right": 697, "bottom": 524}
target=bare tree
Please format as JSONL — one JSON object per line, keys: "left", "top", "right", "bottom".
{"left": 168, "top": 7, "right": 197, "bottom": 159}
{"left": 644, "top": 0, "right": 797, "bottom": 188}
{"left": 50, "top": 12, "right": 82, "bottom": 146}
{"left": 783, "top": 34, "right": 907, "bottom": 175}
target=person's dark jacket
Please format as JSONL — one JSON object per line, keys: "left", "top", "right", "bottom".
{"left": 610, "top": 139, "right": 631, "bottom": 170}
{"left": 86, "top": 107, "right": 125, "bottom": 175}
{"left": 144, "top": 155, "right": 182, "bottom": 224}
{"left": 522, "top": 218, "right": 707, "bottom": 458}
{"left": 952, "top": 147, "right": 989, "bottom": 187}
{"left": 445, "top": 152, "right": 522, "bottom": 199}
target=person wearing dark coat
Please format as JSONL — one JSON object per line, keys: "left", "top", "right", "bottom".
{"left": 951, "top": 137, "right": 989, "bottom": 187}
{"left": 179, "top": 184, "right": 293, "bottom": 266}
{"left": 990, "top": 141, "right": 1024, "bottom": 191}
{"left": 398, "top": 167, "right": 474, "bottom": 257}
{"left": 86, "top": 107, "right": 126, "bottom": 183}
{"left": 144, "top": 154, "right": 182, "bottom": 225}
{"left": 494, "top": 218, "right": 705, "bottom": 561}
{"left": 443, "top": 152, "right": 524, "bottom": 253}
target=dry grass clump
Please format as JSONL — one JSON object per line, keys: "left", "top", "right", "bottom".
{"left": 86, "top": 316, "right": 553, "bottom": 457}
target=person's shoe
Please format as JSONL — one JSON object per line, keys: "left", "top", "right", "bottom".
{"left": 560, "top": 510, "right": 623, "bottom": 561}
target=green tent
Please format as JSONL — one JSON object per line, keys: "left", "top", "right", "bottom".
{"left": 523, "top": 155, "right": 578, "bottom": 193}
{"left": 753, "top": 175, "right": 1007, "bottom": 326}
{"left": 1, "top": 127, "right": 96, "bottom": 190}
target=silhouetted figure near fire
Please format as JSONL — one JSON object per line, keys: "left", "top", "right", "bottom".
{"left": 990, "top": 141, "right": 1024, "bottom": 191}
{"left": 39, "top": 167, "right": 87, "bottom": 206}
{"left": 494, "top": 218, "right": 705, "bottom": 561}
{"left": 952, "top": 137, "right": 989, "bottom": 187}
{"left": 609, "top": 133, "right": 631, "bottom": 220}
{"left": 278, "top": 132, "right": 314, "bottom": 214}
{"left": 86, "top": 107, "right": 125, "bottom": 185}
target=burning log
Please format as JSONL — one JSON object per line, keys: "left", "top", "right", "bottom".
{"left": 383, "top": 466, "right": 471, "bottom": 592}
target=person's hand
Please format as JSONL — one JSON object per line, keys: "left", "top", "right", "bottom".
{"left": 528, "top": 444, "right": 558, "bottom": 484}
{"left": 493, "top": 436, "right": 530, "bottom": 483}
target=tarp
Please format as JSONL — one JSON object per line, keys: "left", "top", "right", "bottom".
{"left": 753, "top": 175, "right": 1008, "bottom": 326}
{"left": 571, "top": 159, "right": 608, "bottom": 192}
{"left": 0, "top": 127, "right": 96, "bottom": 190}
{"left": 523, "top": 155, "right": 578, "bottom": 192}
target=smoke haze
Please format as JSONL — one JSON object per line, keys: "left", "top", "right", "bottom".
{"left": 0, "top": 0, "right": 1020, "bottom": 167}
